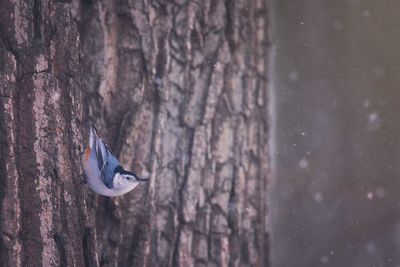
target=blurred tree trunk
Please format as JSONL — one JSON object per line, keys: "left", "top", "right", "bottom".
{"left": 0, "top": 0, "right": 269, "bottom": 266}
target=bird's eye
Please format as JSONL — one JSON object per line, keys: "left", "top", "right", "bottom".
{"left": 126, "top": 176, "right": 131, "bottom": 180}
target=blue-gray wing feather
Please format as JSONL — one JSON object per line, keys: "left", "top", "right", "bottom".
{"left": 95, "top": 138, "right": 120, "bottom": 189}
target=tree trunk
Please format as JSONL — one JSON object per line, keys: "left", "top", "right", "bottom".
{"left": 0, "top": 0, "right": 270, "bottom": 266}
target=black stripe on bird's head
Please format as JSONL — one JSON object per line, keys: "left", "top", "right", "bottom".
{"left": 114, "top": 165, "right": 148, "bottom": 181}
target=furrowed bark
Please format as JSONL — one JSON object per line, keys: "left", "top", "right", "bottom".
{"left": 0, "top": 1, "right": 97, "bottom": 266}
{"left": 80, "top": 0, "right": 270, "bottom": 266}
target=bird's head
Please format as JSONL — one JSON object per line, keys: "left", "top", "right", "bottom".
{"left": 113, "top": 165, "right": 148, "bottom": 188}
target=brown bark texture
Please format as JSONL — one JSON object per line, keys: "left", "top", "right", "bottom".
{"left": 0, "top": 0, "right": 270, "bottom": 266}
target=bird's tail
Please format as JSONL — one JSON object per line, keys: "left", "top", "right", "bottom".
{"left": 89, "top": 124, "right": 99, "bottom": 149}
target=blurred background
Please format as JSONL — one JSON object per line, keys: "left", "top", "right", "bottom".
{"left": 269, "top": 0, "right": 400, "bottom": 266}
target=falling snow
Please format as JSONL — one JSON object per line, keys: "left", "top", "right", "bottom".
{"left": 314, "top": 192, "right": 323, "bottom": 203}
{"left": 363, "top": 10, "right": 371, "bottom": 17}
{"left": 320, "top": 256, "right": 329, "bottom": 264}
{"left": 288, "top": 70, "right": 299, "bottom": 81}
{"left": 363, "top": 99, "right": 370, "bottom": 108}
{"left": 366, "top": 241, "right": 375, "bottom": 253}
{"left": 367, "top": 111, "right": 381, "bottom": 130}
{"left": 299, "top": 158, "right": 309, "bottom": 169}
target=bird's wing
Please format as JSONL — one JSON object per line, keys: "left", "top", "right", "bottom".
{"left": 95, "top": 138, "right": 120, "bottom": 189}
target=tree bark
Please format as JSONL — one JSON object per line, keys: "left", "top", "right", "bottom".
{"left": 0, "top": 0, "right": 270, "bottom": 266}
{"left": 0, "top": 1, "right": 97, "bottom": 266}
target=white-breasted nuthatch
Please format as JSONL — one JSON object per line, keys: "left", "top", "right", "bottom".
{"left": 82, "top": 125, "right": 147, "bottom": 197}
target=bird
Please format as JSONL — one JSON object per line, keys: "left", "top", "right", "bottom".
{"left": 82, "top": 125, "right": 147, "bottom": 197}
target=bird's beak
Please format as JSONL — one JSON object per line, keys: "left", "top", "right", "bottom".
{"left": 135, "top": 176, "right": 149, "bottom": 182}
